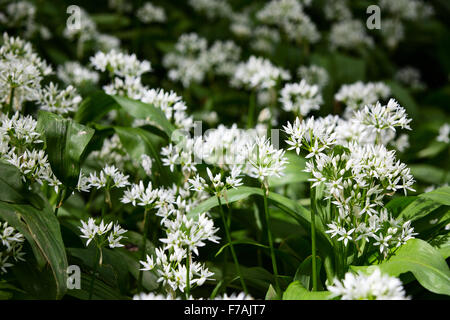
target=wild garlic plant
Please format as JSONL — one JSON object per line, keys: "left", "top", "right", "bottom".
{"left": 283, "top": 100, "right": 417, "bottom": 286}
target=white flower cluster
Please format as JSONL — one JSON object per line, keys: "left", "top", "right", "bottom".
{"left": 79, "top": 218, "right": 127, "bottom": 248}
{"left": 335, "top": 81, "right": 391, "bottom": 111}
{"left": 329, "top": 20, "right": 373, "bottom": 50}
{"left": 189, "top": 167, "right": 243, "bottom": 196}
{"left": 437, "top": 123, "right": 450, "bottom": 144}
{"left": 231, "top": 56, "right": 290, "bottom": 91}
{"left": 57, "top": 61, "right": 99, "bottom": 87}
{"left": 353, "top": 99, "right": 412, "bottom": 143}
{"left": 297, "top": 64, "right": 329, "bottom": 88}
{"left": 137, "top": 183, "right": 219, "bottom": 294}
{"left": 327, "top": 268, "right": 409, "bottom": 300}
{"left": 280, "top": 80, "right": 323, "bottom": 117}
{"left": 0, "top": 112, "right": 60, "bottom": 190}
{"left": 37, "top": 82, "right": 82, "bottom": 115}
{"left": 131, "top": 88, "right": 194, "bottom": 130}
{"left": 199, "top": 124, "right": 261, "bottom": 169}
{"left": 244, "top": 136, "right": 288, "bottom": 186}
{"left": 188, "top": 0, "right": 233, "bottom": 20}
{"left": 91, "top": 50, "right": 194, "bottom": 131}
{"left": 0, "top": 33, "right": 52, "bottom": 110}
{"left": 90, "top": 50, "right": 151, "bottom": 79}
{"left": 0, "top": 222, "right": 25, "bottom": 274}
{"left": 161, "top": 137, "right": 202, "bottom": 177}
{"left": 379, "top": 0, "right": 434, "bottom": 21}
{"left": 136, "top": 2, "right": 167, "bottom": 24}
{"left": 284, "top": 116, "right": 416, "bottom": 257}
{"left": 133, "top": 292, "right": 180, "bottom": 300}
{"left": 0, "top": 1, "right": 47, "bottom": 39}
{"left": 84, "top": 165, "right": 130, "bottom": 191}
{"left": 256, "top": 0, "right": 320, "bottom": 44}
{"left": 163, "top": 33, "right": 241, "bottom": 87}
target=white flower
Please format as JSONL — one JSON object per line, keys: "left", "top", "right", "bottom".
{"left": 88, "top": 165, "right": 130, "bottom": 189}
{"left": 79, "top": 218, "right": 126, "bottom": 248}
{"left": 327, "top": 268, "right": 409, "bottom": 300}
{"left": 231, "top": 56, "right": 290, "bottom": 90}
{"left": 214, "top": 292, "right": 254, "bottom": 300}
{"left": 90, "top": 50, "right": 151, "bottom": 78}
{"left": 57, "top": 61, "right": 99, "bottom": 86}
{"left": 37, "top": 82, "right": 82, "bottom": 115}
{"left": 280, "top": 80, "right": 323, "bottom": 116}
{"left": 329, "top": 19, "right": 373, "bottom": 50}
{"left": 335, "top": 81, "right": 391, "bottom": 111}
{"left": 133, "top": 292, "right": 178, "bottom": 300}
{"left": 136, "top": 3, "right": 166, "bottom": 23}
{"left": 437, "top": 123, "right": 450, "bottom": 144}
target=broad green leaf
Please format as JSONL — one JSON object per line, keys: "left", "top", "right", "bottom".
{"left": 354, "top": 239, "right": 450, "bottom": 296}
{"left": 410, "top": 164, "right": 450, "bottom": 185}
{"left": 111, "top": 95, "right": 175, "bottom": 138}
{"left": 0, "top": 161, "right": 44, "bottom": 209}
{"left": 421, "top": 186, "right": 450, "bottom": 206}
{"left": 37, "top": 111, "right": 95, "bottom": 189}
{"left": 0, "top": 201, "right": 68, "bottom": 299}
{"left": 75, "top": 92, "right": 175, "bottom": 139}
{"left": 68, "top": 247, "right": 130, "bottom": 293}
{"left": 113, "top": 126, "right": 175, "bottom": 185}
{"left": 74, "top": 91, "right": 119, "bottom": 124}
{"left": 385, "top": 196, "right": 417, "bottom": 218}
{"left": 282, "top": 281, "right": 331, "bottom": 300}
{"left": 398, "top": 194, "right": 444, "bottom": 222}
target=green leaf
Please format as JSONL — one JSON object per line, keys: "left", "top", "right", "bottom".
{"left": 410, "top": 164, "right": 450, "bottom": 185}
{"left": 354, "top": 239, "right": 450, "bottom": 296}
{"left": 398, "top": 190, "right": 447, "bottom": 222}
{"left": 294, "top": 256, "right": 323, "bottom": 291}
{"left": 282, "top": 281, "right": 331, "bottom": 300}
{"left": 268, "top": 152, "right": 309, "bottom": 187}
{"left": 417, "top": 142, "right": 448, "bottom": 159}
{"left": 75, "top": 93, "right": 175, "bottom": 139}
{"left": 74, "top": 91, "right": 119, "bottom": 124}
{"left": 421, "top": 186, "right": 450, "bottom": 206}
{"left": 37, "top": 111, "right": 95, "bottom": 189}
{"left": 113, "top": 126, "right": 174, "bottom": 185}
{"left": 0, "top": 161, "right": 44, "bottom": 209}
{"left": 111, "top": 95, "right": 175, "bottom": 138}
{"left": 0, "top": 201, "right": 68, "bottom": 299}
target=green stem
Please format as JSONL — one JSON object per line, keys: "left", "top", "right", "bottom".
{"left": 217, "top": 196, "right": 248, "bottom": 294}
{"left": 263, "top": 189, "right": 281, "bottom": 296}
{"left": 137, "top": 207, "right": 150, "bottom": 292}
{"left": 247, "top": 90, "right": 256, "bottom": 129}
{"left": 186, "top": 249, "right": 191, "bottom": 299}
{"left": 88, "top": 246, "right": 101, "bottom": 300}
{"left": 310, "top": 187, "right": 318, "bottom": 291}
{"left": 7, "top": 87, "right": 15, "bottom": 115}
